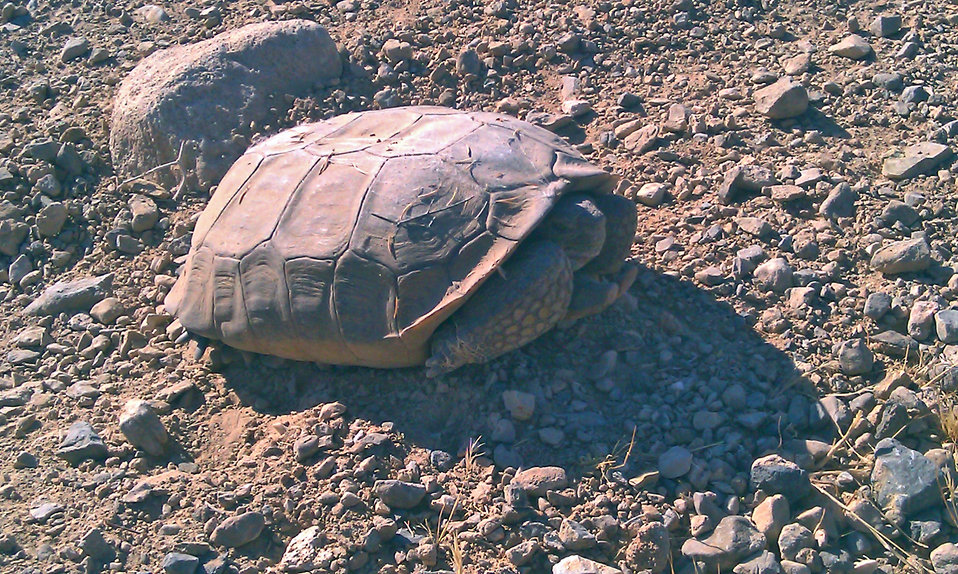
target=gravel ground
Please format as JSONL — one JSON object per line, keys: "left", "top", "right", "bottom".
{"left": 1, "top": 0, "right": 958, "bottom": 573}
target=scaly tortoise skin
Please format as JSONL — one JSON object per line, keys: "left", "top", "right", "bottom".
{"left": 165, "top": 106, "right": 637, "bottom": 376}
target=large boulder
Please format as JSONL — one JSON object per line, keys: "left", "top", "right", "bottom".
{"left": 110, "top": 20, "right": 341, "bottom": 192}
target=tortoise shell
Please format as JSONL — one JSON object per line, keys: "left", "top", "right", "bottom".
{"left": 165, "top": 106, "right": 615, "bottom": 368}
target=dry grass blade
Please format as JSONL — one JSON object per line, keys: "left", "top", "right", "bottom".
{"left": 463, "top": 435, "right": 485, "bottom": 473}
{"left": 812, "top": 484, "right": 933, "bottom": 574}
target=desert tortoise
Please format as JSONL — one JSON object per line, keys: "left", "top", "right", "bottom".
{"left": 165, "top": 106, "right": 637, "bottom": 376}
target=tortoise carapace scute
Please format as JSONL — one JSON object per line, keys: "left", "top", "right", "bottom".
{"left": 165, "top": 106, "right": 632, "bottom": 372}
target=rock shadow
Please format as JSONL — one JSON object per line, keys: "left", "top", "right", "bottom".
{"left": 216, "top": 261, "right": 838, "bottom": 482}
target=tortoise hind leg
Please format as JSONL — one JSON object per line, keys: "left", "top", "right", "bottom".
{"left": 425, "top": 241, "right": 573, "bottom": 377}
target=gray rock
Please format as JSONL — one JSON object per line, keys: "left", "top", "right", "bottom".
{"left": 882, "top": 143, "right": 952, "bottom": 180}
{"left": 778, "top": 523, "right": 813, "bottom": 561}
{"left": 559, "top": 518, "right": 596, "bottom": 550}
{"left": 280, "top": 526, "right": 329, "bottom": 573}
{"left": 871, "top": 330, "right": 919, "bottom": 358}
{"left": 111, "top": 20, "right": 342, "bottom": 191}
{"left": 90, "top": 297, "right": 124, "bottom": 324}
{"left": 136, "top": 4, "right": 170, "bottom": 23}
{"left": 734, "top": 551, "right": 782, "bottom": 574}
{"left": 635, "top": 182, "right": 667, "bottom": 206}
{"left": 682, "top": 516, "right": 766, "bottom": 569}
{"left": 129, "top": 195, "right": 159, "bottom": 232}
{"left": 553, "top": 555, "right": 622, "bottom": 574}
{"left": 373, "top": 479, "right": 426, "bottom": 508}
{"left": 871, "top": 438, "right": 941, "bottom": 520}
{"left": 870, "top": 15, "right": 902, "bottom": 37}
{"left": 829, "top": 35, "right": 872, "bottom": 59}
{"left": 881, "top": 200, "right": 921, "bottom": 227}
{"left": 57, "top": 421, "right": 108, "bottom": 465}
{"left": 937, "top": 310, "right": 958, "bottom": 344}
{"left": 502, "top": 389, "right": 535, "bottom": 420}
{"left": 780, "top": 561, "right": 811, "bottom": 574}
{"left": 8, "top": 254, "right": 31, "bottom": 286}
{"left": 835, "top": 339, "right": 873, "bottom": 375}
{"left": 864, "top": 292, "right": 892, "bottom": 320}
{"left": 24, "top": 274, "right": 113, "bottom": 316}
{"left": 754, "top": 258, "right": 794, "bottom": 293}
{"left": 623, "top": 124, "right": 659, "bottom": 153}
{"left": 210, "top": 511, "right": 265, "bottom": 547}
{"left": 931, "top": 543, "right": 958, "bottom": 574}
{"left": 0, "top": 218, "right": 28, "bottom": 257}
{"left": 750, "top": 454, "right": 811, "bottom": 500}
{"left": 870, "top": 237, "right": 931, "bottom": 274}
{"left": 659, "top": 446, "right": 693, "bottom": 478}
{"left": 80, "top": 528, "right": 116, "bottom": 562}
{"left": 29, "top": 502, "right": 64, "bottom": 523}
{"left": 909, "top": 301, "right": 939, "bottom": 340}
{"left": 819, "top": 183, "right": 857, "bottom": 219}
{"left": 161, "top": 552, "right": 200, "bottom": 574}
{"left": 512, "top": 466, "right": 568, "bottom": 497}
{"left": 36, "top": 202, "right": 68, "bottom": 237}
{"left": 625, "top": 521, "right": 670, "bottom": 574}
{"left": 14, "top": 326, "right": 50, "bottom": 348}
{"left": 718, "top": 165, "right": 776, "bottom": 203}
{"left": 119, "top": 399, "right": 169, "bottom": 456}
{"left": 61, "top": 37, "right": 90, "bottom": 62}
{"left": 753, "top": 78, "right": 809, "bottom": 119}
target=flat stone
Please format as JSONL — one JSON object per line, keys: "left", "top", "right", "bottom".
{"left": 870, "top": 15, "right": 902, "bottom": 37}
{"left": 57, "top": 421, "right": 108, "bottom": 465}
{"left": 659, "top": 445, "right": 693, "bottom": 478}
{"left": 750, "top": 454, "right": 811, "bottom": 500}
{"left": 553, "top": 555, "right": 622, "bottom": 574}
{"left": 512, "top": 466, "right": 568, "bottom": 497}
{"left": 373, "top": 480, "right": 426, "bottom": 509}
{"left": 24, "top": 274, "right": 113, "bottom": 316}
{"left": 623, "top": 124, "right": 659, "bottom": 153}
{"left": 829, "top": 35, "right": 872, "bottom": 59}
{"left": 161, "top": 552, "right": 200, "bottom": 574}
{"left": 753, "top": 78, "right": 809, "bottom": 119}
{"left": 870, "top": 237, "right": 931, "bottom": 274}
{"left": 682, "top": 516, "right": 766, "bottom": 570}
{"left": 882, "top": 143, "right": 952, "bottom": 180}
{"left": 30, "top": 502, "right": 64, "bottom": 523}
{"left": 769, "top": 185, "right": 805, "bottom": 203}
{"left": 871, "top": 330, "right": 918, "bottom": 358}
{"left": 210, "top": 511, "right": 265, "bottom": 548}
{"left": 871, "top": 438, "right": 940, "bottom": 520}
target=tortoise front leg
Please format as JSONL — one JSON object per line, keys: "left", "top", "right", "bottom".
{"left": 425, "top": 241, "right": 573, "bottom": 377}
